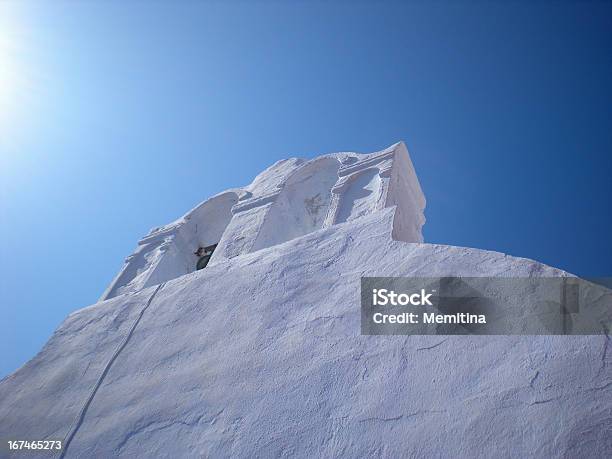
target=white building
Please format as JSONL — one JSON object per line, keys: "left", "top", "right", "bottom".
{"left": 101, "top": 142, "right": 425, "bottom": 300}
{"left": 1, "top": 142, "right": 610, "bottom": 458}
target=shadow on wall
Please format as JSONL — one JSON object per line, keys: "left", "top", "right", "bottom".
{"left": 148, "top": 191, "right": 240, "bottom": 283}
{"left": 252, "top": 157, "right": 341, "bottom": 252}
{"left": 335, "top": 168, "right": 381, "bottom": 224}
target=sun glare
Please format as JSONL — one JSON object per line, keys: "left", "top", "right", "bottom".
{"left": 0, "top": 33, "right": 19, "bottom": 121}
{"left": 0, "top": 2, "right": 31, "bottom": 150}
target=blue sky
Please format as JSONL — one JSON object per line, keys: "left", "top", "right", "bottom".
{"left": 1, "top": 0, "right": 611, "bottom": 377}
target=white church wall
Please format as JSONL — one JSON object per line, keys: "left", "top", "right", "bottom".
{"left": 211, "top": 195, "right": 275, "bottom": 262}
{"left": 387, "top": 142, "right": 426, "bottom": 243}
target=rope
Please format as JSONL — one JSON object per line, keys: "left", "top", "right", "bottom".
{"left": 59, "top": 282, "right": 165, "bottom": 458}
